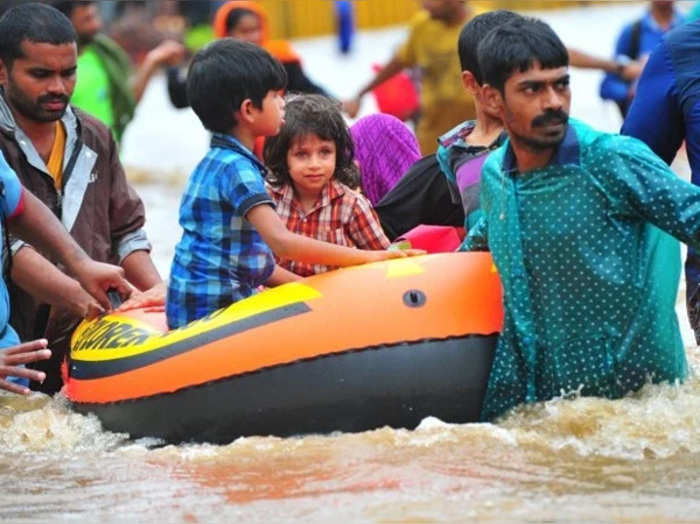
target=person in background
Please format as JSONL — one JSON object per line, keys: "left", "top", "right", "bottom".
{"left": 343, "top": 0, "right": 476, "bottom": 154}
{"left": 265, "top": 95, "right": 390, "bottom": 277}
{"left": 600, "top": 0, "right": 683, "bottom": 118}
{"left": 166, "top": 40, "right": 417, "bottom": 329}
{"left": 436, "top": 10, "right": 520, "bottom": 238}
{"left": 53, "top": 0, "right": 185, "bottom": 142}
{"left": 0, "top": 4, "right": 162, "bottom": 393}
{"left": 349, "top": 113, "right": 421, "bottom": 206}
{"left": 621, "top": 18, "right": 700, "bottom": 343}
{"left": 462, "top": 16, "right": 700, "bottom": 421}
{"left": 373, "top": 10, "right": 522, "bottom": 241}
{"left": 167, "top": 0, "right": 329, "bottom": 110}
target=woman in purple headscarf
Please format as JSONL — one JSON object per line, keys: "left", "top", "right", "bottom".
{"left": 350, "top": 114, "right": 421, "bottom": 205}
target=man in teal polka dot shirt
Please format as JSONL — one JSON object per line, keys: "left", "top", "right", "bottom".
{"left": 464, "top": 17, "right": 696, "bottom": 421}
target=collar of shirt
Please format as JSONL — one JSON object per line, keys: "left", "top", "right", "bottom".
{"left": 501, "top": 120, "right": 581, "bottom": 175}
{"left": 643, "top": 10, "right": 684, "bottom": 34}
{"left": 210, "top": 133, "right": 266, "bottom": 174}
{"left": 269, "top": 179, "right": 346, "bottom": 217}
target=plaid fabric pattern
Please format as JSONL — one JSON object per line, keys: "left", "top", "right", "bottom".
{"left": 167, "top": 134, "right": 275, "bottom": 328}
{"left": 268, "top": 180, "right": 390, "bottom": 277}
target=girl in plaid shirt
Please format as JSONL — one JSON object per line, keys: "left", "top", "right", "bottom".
{"left": 264, "top": 95, "right": 392, "bottom": 277}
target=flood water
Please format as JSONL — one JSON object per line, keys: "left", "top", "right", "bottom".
{"left": 3, "top": 3, "right": 700, "bottom": 522}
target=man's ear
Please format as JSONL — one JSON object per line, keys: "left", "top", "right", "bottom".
{"left": 481, "top": 84, "right": 504, "bottom": 117}
{"left": 236, "top": 98, "right": 256, "bottom": 124}
{"left": 461, "top": 70, "right": 479, "bottom": 95}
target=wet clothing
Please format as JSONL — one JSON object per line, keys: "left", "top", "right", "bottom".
{"left": 0, "top": 93, "right": 150, "bottom": 394}
{"left": 600, "top": 10, "right": 683, "bottom": 116}
{"left": 395, "top": 10, "right": 476, "bottom": 154}
{"left": 350, "top": 113, "right": 421, "bottom": 205}
{"left": 0, "top": 151, "right": 24, "bottom": 348}
{"left": 463, "top": 119, "right": 693, "bottom": 421}
{"left": 436, "top": 121, "right": 507, "bottom": 237}
{"left": 71, "top": 34, "right": 136, "bottom": 142}
{"left": 622, "top": 18, "right": 700, "bottom": 341}
{"left": 167, "top": 134, "right": 275, "bottom": 329}
{"left": 374, "top": 154, "right": 464, "bottom": 241}
{"left": 268, "top": 180, "right": 389, "bottom": 277}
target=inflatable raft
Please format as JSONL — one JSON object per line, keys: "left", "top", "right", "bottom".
{"left": 66, "top": 253, "right": 502, "bottom": 443}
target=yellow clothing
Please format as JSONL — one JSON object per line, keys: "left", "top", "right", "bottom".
{"left": 396, "top": 11, "right": 476, "bottom": 154}
{"left": 46, "top": 121, "right": 66, "bottom": 190}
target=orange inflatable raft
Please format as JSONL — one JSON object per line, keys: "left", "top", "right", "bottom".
{"left": 66, "top": 253, "right": 503, "bottom": 443}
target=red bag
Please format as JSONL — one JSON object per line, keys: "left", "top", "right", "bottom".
{"left": 371, "top": 64, "right": 420, "bottom": 122}
{"left": 396, "top": 225, "right": 465, "bottom": 253}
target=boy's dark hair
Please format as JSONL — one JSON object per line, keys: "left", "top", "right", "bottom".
{"left": 477, "top": 17, "right": 568, "bottom": 94}
{"left": 458, "top": 10, "right": 522, "bottom": 84}
{"left": 226, "top": 7, "right": 259, "bottom": 34}
{"left": 264, "top": 94, "right": 360, "bottom": 189}
{"left": 187, "top": 38, "right": 286, "bottom": 134}
{"left": 52, "top": 1, "right": 95, "bottom": 18}
{"left": 0, "top": 3, "right": 76, "bottom": 68}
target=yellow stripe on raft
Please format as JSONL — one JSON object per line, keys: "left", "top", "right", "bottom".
{"left": 71, "top": 282, "right": 322, "bottom": 361}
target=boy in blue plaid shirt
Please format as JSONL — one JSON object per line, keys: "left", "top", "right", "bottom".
{"left": 167, "top": 40, "right": 415, "bottom": 329}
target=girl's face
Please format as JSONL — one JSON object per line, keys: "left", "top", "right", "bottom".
{"left": 286, "top": 133, "right": 336, "bottom": 199}
{"left": 229, "top": 13, "right": 263, "bottom": 46}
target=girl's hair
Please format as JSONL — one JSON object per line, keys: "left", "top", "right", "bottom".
{"left": 264, "top": 94, "right": 360, "bottom": 188}
{"left": 225, "top": 7, "right": 258, "bottom": 34}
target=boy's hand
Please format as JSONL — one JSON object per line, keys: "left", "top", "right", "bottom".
{"left": 71, "top": 259, "right": 132, "bottom": 312}
{"left": 0, "top": 339, "right": 51, "bottom": 395}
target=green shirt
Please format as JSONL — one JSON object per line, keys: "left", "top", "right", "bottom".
{"left": 464, "top": 119, "right": 692, "bottom": 421}
{"left": 72, "top": 45, "right": 114, "bottom": 129}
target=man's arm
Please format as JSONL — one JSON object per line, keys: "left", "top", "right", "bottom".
{"left": 130, "top": 40, "right": 185, "bottom": 103}
{"left": 105, "top": 127, "right": 162, "bottom": 291}
{"left": 9, "top": 189, "right": 131, "bottom": 309}
{"left": 11, "top": 247, "right": 105, "bottom": 318}
{"left": 121, "top": 250, "right": 161, "bottom": 292}
{"left": 568, "top": 48, "right": 642, "bottom": 81}
{"left": 342, "top": 55, "right": 407, "bottom": 118}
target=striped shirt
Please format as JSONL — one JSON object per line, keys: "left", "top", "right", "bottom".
{"left": 167, "top": 134, "right": 275, "bottom": 329}
{"left": 268, "top": 180, "right": 390, "bottom": 277}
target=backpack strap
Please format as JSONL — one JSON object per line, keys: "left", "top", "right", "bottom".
{"left": 628, "top": 19, "right": 643, "bottom": 60}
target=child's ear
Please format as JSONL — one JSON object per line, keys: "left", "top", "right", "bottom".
{"left": 461, "top": 71, "right": 479, "bottom": 95}
{"left": 237, "top": 98, "right": 256, "bottom": 124}
{"left": 481, "top": 84, "right": 504, "bottom": 118}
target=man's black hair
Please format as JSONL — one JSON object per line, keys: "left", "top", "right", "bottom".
{"left": 458, "top": 10, "right": 522, "bottom": 84}
{"left": 187, "top": 38, "right": 287, "bottom": 134}
{"left": 52, "top": 1, "right": 95, "bottom": 18}
{"left": 477, "top": 17, "right": 568, "bottom": 93}
{"left": 0, "top": 3, "right": 76, "bottom": 67}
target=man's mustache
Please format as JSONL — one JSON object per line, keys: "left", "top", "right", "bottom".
{"left": 38, "top": 94, "right": 69, "bottom": 105}
{"left": 532, "top": 110, "right": 568, "bottom": 128}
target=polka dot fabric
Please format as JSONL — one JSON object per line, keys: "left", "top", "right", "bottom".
{"left": 464, "top": 119, "right": 692, "bottom": 421}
